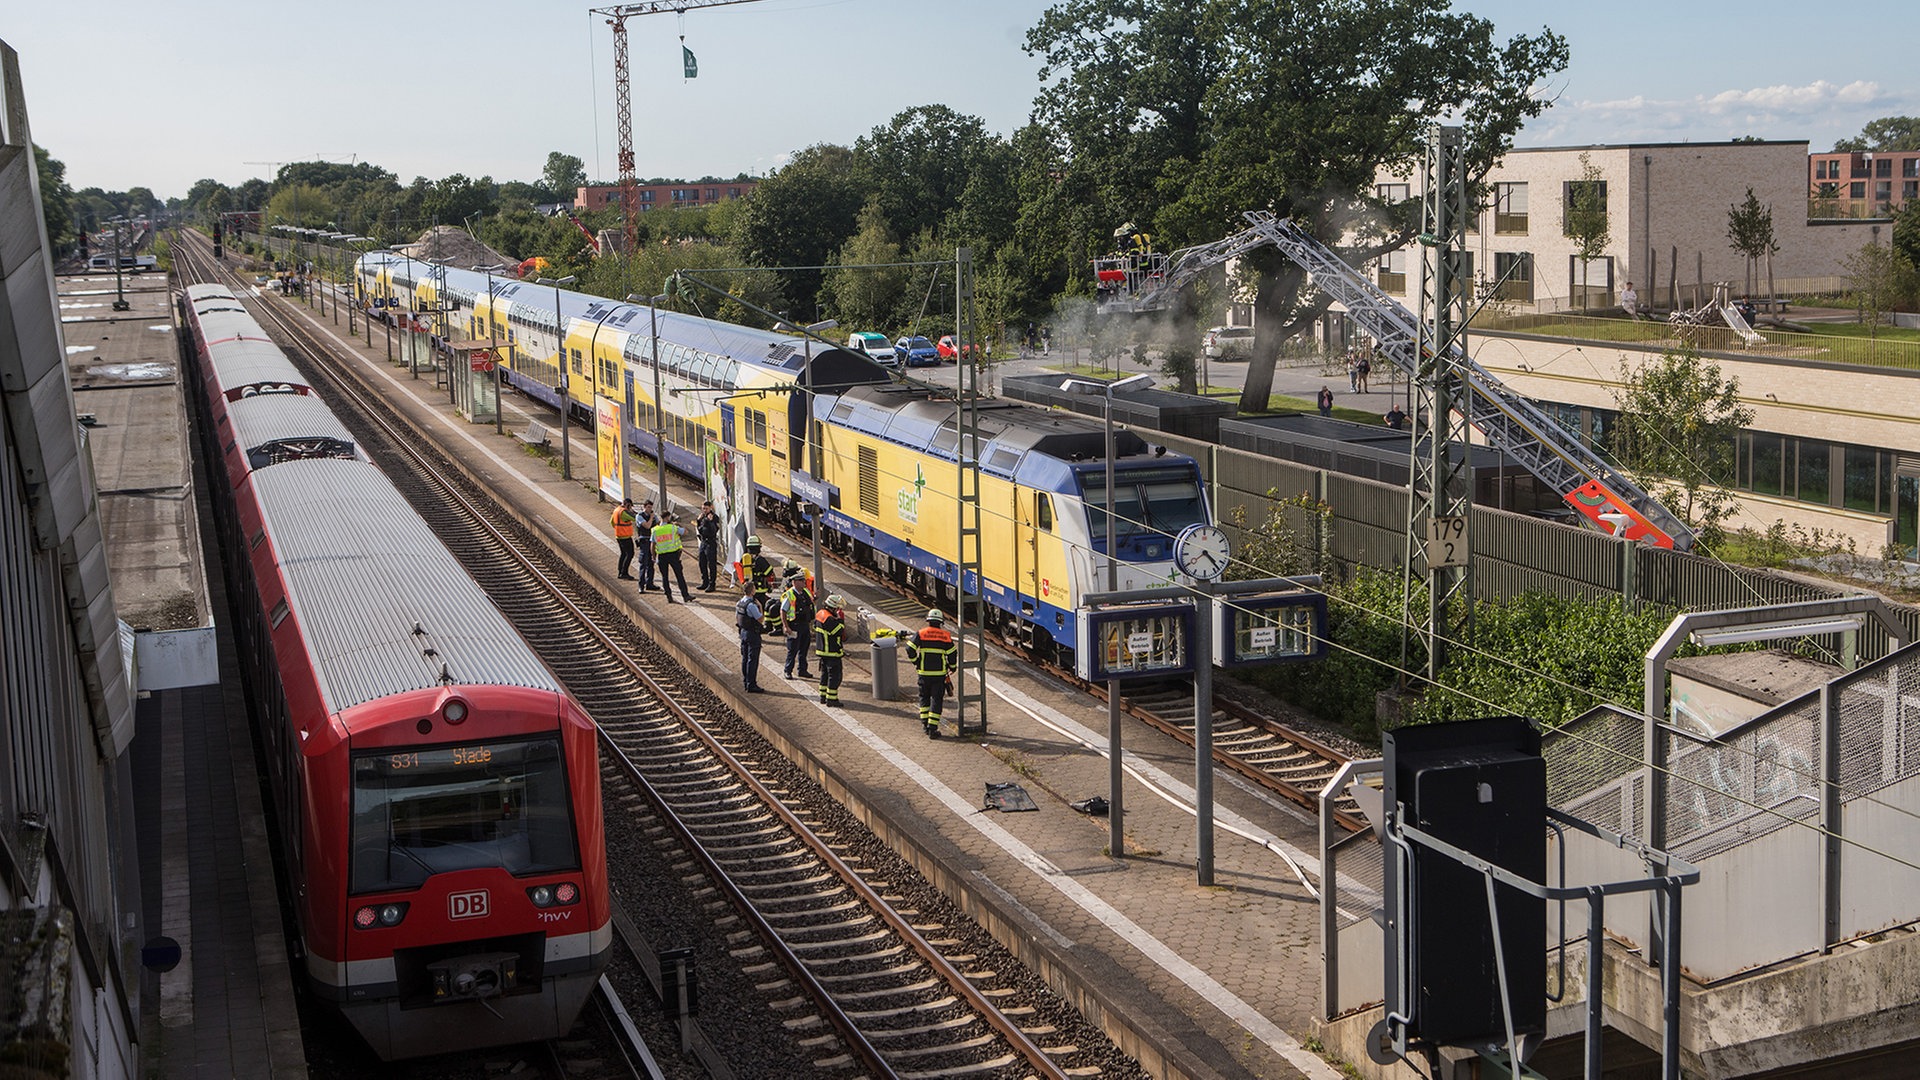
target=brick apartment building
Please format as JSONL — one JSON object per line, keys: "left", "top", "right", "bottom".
{"left": 1809, "top": 150, "right": 1920, "bottom": 219}
{"left": 574, "top": 180, "right": 757, "bottom": 213}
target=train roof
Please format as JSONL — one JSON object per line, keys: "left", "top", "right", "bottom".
{"left": 355, "top": 251, "right": 889, "bottom": 387}
{"left": 184, "top": 283, "right": 236, "bottom": 303}
{"left": 821, "top": 383, "right": 1183, "bottom": 489}
{"left": 203, "top": 338, "right": 307, "bottom": 398}
{"left": 249, "top": 459, "right": 560, "bottom": 715}
{"left": 225, "top": 394, "right": 358, "bottom": 469}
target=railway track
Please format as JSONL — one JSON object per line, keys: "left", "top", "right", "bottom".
{"left": 177, "top": 232, "right": 1125, "bottom": 1080}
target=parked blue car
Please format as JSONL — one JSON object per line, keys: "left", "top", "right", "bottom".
{"left": 894, "top": 335, "right": 940, "bottom": 367}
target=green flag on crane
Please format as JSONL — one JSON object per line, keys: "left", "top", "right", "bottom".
{"left": 682, "top": 47, "right": 698, "bottom": 78}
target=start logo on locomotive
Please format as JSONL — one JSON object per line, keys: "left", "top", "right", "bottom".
{"left": 449, "top": 889, "right": 490, "bottom": 920}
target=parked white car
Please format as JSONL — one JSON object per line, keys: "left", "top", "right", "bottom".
{"left": 847, "top": 331, "right": 897, "bottom": 366}
{"left": 1202, "top": 325, "right": 1255, "bottom": 359}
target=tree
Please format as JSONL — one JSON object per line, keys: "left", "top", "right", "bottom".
{"left": 1840, "top": 241, "right": 1911, "bottom": 339}
{"left": 1834, "top": 116, "right": 1920, "bottom": 153}
{"left": 1027, "top": 0, "right": 1569, "bottom": 414}
{"left": 1563, "top": 152, "right": 1610, "bottom": 308}
{"left": 1725, "top": 187, "right": 1778, "bottom": 302}
{"left": 818, "top": 198, "right": 907, "bottom": 331}
{"left": 1892, "top": 198, "right": 1920, "bottom": 276}
{"left": 730, "top": 144, "right": 866, "bottom": 319}
{"left": 854, "top": 105, "right": 1001, "bottom": 243}
{"left": 1611, "top": 348, "right": 1753, "bottom": 550}
{"left": 33, "top": 144, "right": 73, "bottom": 250}
{"left": 542, "top": 152, "right": 587, "bottom": 201}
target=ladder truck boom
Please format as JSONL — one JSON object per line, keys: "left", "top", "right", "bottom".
{"left": 1094, "top": 210, "right": 1694, "bottom": 550}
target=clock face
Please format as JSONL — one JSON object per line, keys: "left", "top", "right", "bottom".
{"left": 1175, "top": 524, "right": 1231, "bottom": 580}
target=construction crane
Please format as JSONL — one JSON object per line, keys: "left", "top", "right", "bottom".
{"left": 1092, "top": 211, "right": 1695, "bottom": 552}
{"left": 593, "top": 1, "right": 768, "bottom": 255}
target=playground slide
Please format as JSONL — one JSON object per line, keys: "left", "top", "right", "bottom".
{"left": 1720, "top": 302, "right": 1766, "bottom": 346}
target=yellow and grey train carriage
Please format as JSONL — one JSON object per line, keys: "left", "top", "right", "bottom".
{"left": 353, "top": 251, "right": 890, "bottom": 495}
{"left": 810, "top": 383, "right": 1210, "bottom": 655}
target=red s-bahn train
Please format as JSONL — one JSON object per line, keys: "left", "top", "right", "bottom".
{"left": 180, "top": 283, "right": 611, "bottom": 1059}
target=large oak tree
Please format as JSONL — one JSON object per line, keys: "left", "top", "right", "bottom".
{"left": 1026, "top": 0, "right": 1568, "bottom": 410}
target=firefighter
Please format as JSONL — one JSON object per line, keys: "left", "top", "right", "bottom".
{"left": 813, "top": 594, "right": 845, "bottom": 705}
{"left": 740, "top": 534, "right": 773, "bottom": 591}
{"left": 905, "top": 608, "right": 956, "bottom": 739}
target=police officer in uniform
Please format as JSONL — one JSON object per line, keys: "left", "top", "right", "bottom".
{"left": 610, "top": 498, "right": 637, "bottom": 580}
{"left": 635, "top": 499, "right": 659, "bottom": 591}
{"left": 813, "top": 594, "right": 845, "bottom": 705}
{"left": 905, "top": 608, "right": 956, "bottom": 738}
{"left": 780, "top": 564, "right": 814, "bottom": 680}
{"left": 695, "top": 501, "right": 721, "bottom": 591}
{"left": 651, "top": 510, "right": 692, "bottom": 603}
{"left": 733, "top": 581, "right": 766, "bottom": 692}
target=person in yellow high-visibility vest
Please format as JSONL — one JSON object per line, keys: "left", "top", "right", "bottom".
{"left": 650, "top": 510, "right": 692, "bottom": 603}
{"left": 610, "top": 498, "right": 637, "bottom": 580}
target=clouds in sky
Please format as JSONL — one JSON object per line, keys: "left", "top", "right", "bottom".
{"left": 1524, "top": 79, "right": 1904, "bottom": 150}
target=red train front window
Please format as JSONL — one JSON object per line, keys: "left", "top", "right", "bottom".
{"left": 349, "top": 735, "right": 580, "bottom": 894}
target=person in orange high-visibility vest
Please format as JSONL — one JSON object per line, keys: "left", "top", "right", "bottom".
{"left": 905, "top": 609, "right": 956, "bottom": 739}
{"left": 610, "top": 498, "right": 637, "bottom": 580}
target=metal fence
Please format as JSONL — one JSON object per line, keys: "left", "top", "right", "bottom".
{"left": 1159, "top": 428, "right": 1920, "bottom": 656}
{"left": 1467, "top": 313, "right": 1920, "bottom": 372}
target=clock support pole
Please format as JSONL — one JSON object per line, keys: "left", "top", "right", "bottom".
{"left": 1193, "top": 582, "right": 1216, "bottom": 884}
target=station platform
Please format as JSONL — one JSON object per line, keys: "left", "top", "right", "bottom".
{"left": 274, "top": 282, "right": 1348, "bottom": 1080}
{"left": 61, "top": 268, "right": 308, "bottom": 1078}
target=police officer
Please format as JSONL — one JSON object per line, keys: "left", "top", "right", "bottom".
{"left": 635, "top": 499, "right": 659, "bottom": 591}
{"left": 780, "top": 564, "right": 814, "bottom": 680}
{"left": 905, "top": 608, "right": 956, "bottom": 739}
{"left": 610, "top": 497, "right": 637, "bottom": 580}
{"left": 695, "top": 501, "right": 721, "bottom": 591}
{"left": 813, "top": 594, "right": 845, "bottom": 705}
{"left": 651, "top": 510, "right": 692, "bottom": 603}
{"left": 733, "top": 581, "right": 766, "bottom": 693}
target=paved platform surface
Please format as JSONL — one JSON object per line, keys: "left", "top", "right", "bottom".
{"left": 64, "top": 268, "right": 308, "bottom": 1078}
{"left": 275, "top": 280, "right": 1352, "bottom": 1080}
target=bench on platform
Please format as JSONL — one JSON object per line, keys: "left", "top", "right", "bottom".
{"left": 514, "top": 421, "right": 553, "bottom": 450}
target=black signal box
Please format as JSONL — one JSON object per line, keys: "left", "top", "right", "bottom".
{"left": 1383, "top": 717, "right": 1546, "bottom": 1047}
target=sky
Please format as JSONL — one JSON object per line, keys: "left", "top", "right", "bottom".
{"left": 4, "top": 0, "right": 1912, "bottom": 199}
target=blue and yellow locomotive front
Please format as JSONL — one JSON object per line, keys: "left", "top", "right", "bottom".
{"left": 808, "top": 384, "right": 1209, "bottom": 656}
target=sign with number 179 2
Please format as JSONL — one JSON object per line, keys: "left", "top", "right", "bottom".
{"left": 1425, "top": 515, "right": 1468, "bottom": 568}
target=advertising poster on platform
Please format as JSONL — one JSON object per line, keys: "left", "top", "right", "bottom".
{"left": 596, "top": 396, "right": 625, "bottom": 503}
{"left": 703, "top": 438, "right": 755, "bottom": 583}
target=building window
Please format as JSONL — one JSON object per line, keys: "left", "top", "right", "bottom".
{"left": 1563, "top": 178, "right": 1608, "bottom": 237}
{"left": 1493, "top": 182, "right": 1527, "bottom": 234}
{"left": 729, "top": 187, "right": 742, "bottom": 198}
{"left": 1493, "top": 251, "right": 1533, "bottom": 302}
{"left": 1876, "top": 181, "right": 1893, "bottom": 207}
{"left": 1376, "top": 183, "right": 1410, "bottom": 203}
{"left": 1905, "top": 181, "right": 1918, "bottom": 201}
{"left": 1569, "top": 255, "right": 1612, "bottom": 307}
{"left": 1798, "top": 440, "right": 1832, "bottom": 505}
{"left": 1904, "top": 158, "right": 1919, "bottom": 179}
{"left": 640, "top": 190, "right": 654, "bottom": 203}
{"left": 706, "top": 188, "right": 718, "bottom": 200}
{"left": 1844, "top": 447, "right": 1884, "bottom": 512}
{"left": 1851, "top": 182, "right": 1867, "bottom": 200}
{"left": 1876, "top": 157, "right": 1893, "bottom": 178}
{"left": 1852, "top": 158, "right": 1870, "bottom": 178}
{"left": 1377, "top": 249, "right": 1408, "bottom": 294}
{"left": 1815, "top": 160, "right": 1833, "bottom": 180}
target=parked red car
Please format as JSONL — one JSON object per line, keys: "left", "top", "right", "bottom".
{"left": 936, "top": 334, "right": 976, "bottom": 362}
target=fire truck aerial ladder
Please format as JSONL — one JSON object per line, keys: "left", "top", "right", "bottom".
{"left": 1093, "top": 210, "right": 1695, "bottom": 551}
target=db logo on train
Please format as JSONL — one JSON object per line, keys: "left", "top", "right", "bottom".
{"left": 449, "top": 889, "right": 490, "bottom": 920}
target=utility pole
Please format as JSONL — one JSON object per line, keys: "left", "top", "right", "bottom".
{"left": 593, "top": 1, "right": 769, "bottom": 256}
{"left": 1401, "top": 125, "right": 1473, "bottom": 686}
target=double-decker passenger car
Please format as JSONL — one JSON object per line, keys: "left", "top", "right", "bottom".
{"left": 179, "top": 283, "right": 611, "bottom": 1060}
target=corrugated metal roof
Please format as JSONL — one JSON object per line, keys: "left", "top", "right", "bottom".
{"left": 250, "top": 459, "right": 560, "bottom": 714}
{"left": 185, "top": 283, "right": 235, "bottom": 302}
{"left": 226, "top": 394, "right": 357, "bottom": 461}
{"left": 206, "top": 339, "right": 307, "bottom": 397}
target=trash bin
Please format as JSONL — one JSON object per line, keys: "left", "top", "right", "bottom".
{"left": 871, "top": 634, "right": 900, "bottom": 702}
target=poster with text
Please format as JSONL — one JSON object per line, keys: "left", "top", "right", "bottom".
{"left": 596, "top": 395, "right": 625, "bottom": 503}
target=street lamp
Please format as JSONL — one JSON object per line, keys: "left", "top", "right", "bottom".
{"left": 1060, "top": 371, "right": 1156, "bottom": 858}
{"left": 536, "top": 276, "right": 578, "bottom": 479}
{"left": 628, "top": 292, "right": 673, "bottom": 514}
{"left": 108, "top": 217, "right": 129, "bottom": 311}
{"left": 777, "top": 317, "right": 837, "bottom": 593}
{"left": 475, "top": 264, "right": 507, "bottom": 435}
